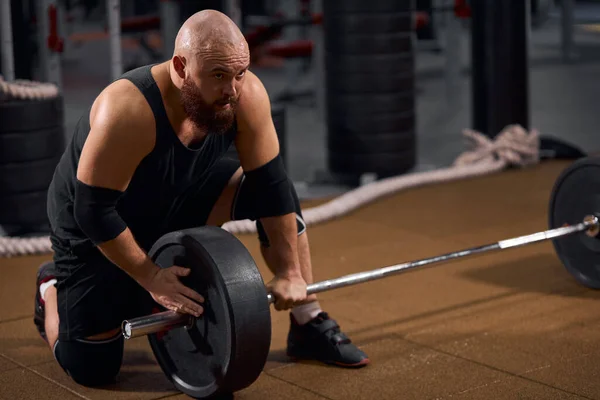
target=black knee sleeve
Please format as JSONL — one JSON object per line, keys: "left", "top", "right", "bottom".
{"left": 231, "top": 158, "right": 306, "bottom": 247}
{"left": 53, "top": 334, "right": 124, "bottom": 387}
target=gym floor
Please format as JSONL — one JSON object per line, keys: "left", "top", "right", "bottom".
{"left": 3, "top": 2, "right": 600, "bottom": 398}
{"left": 2, "top": 158, "right": 600, "bottom": 399}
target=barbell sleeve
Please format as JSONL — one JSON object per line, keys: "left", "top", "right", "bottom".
{"left": 122, "top": 215, "right": 598, "bottom": 340}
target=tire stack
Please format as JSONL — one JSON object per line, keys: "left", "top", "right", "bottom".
{"left": 226, "top": 103, "right": 287, "bottom": 169}
{"left": 0, "top": 95, "right": 65, "bottom": 235}
{"left": 323, "top": 0, "right": 417, "bottom": 180}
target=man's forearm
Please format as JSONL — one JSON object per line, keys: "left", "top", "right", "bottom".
{"left": 260, "top": 213, "right": 303, "bottom": 277}
{"left": 97, "top": 228, "right": 160, "bottom": 287}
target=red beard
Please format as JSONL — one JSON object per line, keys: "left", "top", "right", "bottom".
{"left": 180, "top": 77, "right": 237, "bottom": 135}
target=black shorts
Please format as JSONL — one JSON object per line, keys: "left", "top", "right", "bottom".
{"left": 54, "top": 157, "right": 241, "bottom": 342}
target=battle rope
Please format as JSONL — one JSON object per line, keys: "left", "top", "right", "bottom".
{"left": 0, "top": 75, "right": 59, "bottom": 101}
{"left": 223, "top": 125, "right": 540, "bottom": 233}
{"left": 0, "top": 123, "right": 540, "bottom": 257}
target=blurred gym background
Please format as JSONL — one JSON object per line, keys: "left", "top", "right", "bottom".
{"left": 1, "top": 0, "right": 600, "bottom": 237}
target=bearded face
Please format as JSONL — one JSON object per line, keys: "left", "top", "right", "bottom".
{"left": 180, "top": 76, "right": 238, "bottom": 135}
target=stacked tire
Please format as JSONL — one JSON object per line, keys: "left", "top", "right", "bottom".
{"left": 323, "top": 0, "right": 417, "bottom": 180}
{"left": 0, "top": 95, "right": 65, "bottom": 235}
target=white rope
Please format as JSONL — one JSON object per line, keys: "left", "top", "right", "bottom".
{"left": 222, "top": 125, "right": 540, "bottom": 233}
{"left": 0, "top": 125, "right": 540, "bottom": 258}
{"left": 0, "top": 75, "right": 59, "bottom": 101}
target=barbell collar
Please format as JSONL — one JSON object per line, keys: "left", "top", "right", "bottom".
{"left": 122, "top": 215, "right": 598, "bottom": 340}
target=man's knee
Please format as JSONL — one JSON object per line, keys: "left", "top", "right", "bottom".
{"left": 53, "top": 333, "right": 124, "bottom": 387}
{"left": 206, "top": 166, "right": 244, "bottom": 226}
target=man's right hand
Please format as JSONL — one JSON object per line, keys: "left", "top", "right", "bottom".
{"left": 141, "top": 266, "right": 205, "bottom": 317}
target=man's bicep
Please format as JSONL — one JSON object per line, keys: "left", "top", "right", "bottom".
{"left": 77, "top": 98, "right": 153, "bottom": 191}
{"left": 235, "top": 78, "right": 281, "bottom": 171}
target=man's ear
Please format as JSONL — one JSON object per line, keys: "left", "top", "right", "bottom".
{"left": 172, "top": 55, "right": 187, "bottom": 80}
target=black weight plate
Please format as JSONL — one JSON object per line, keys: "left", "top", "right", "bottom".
{"left": 0, "top": 190, "right": 48, "bottom": 226}
{"left": 323, "top": 0, "right": 412, "bottom": 14}
{"left": 0, "top": 157, "right": 60, "bottom": 194}
{"left": 323, "top": 12, "right": 412, "bottom": 35}
{"left": 328, "top": 112, "right": 415, "bottom": 136}
{"left": 0, "top": 126, "right": 65, "bottom": 163}
{"left": 325, "top": 52, "right": 413, "bottom": 74}
{"left": 325, "top": 32, "right": 413, "bottom": 55}
{"left": 328, "top": 148, "right": 417, "bottom": 177}
{"left": 147, "top": 227, "right": 271, "bottom": 399}
{"left": 0, "top": 96, "right": 63, "bottom": 133}
{"left": 326, "top": 71, "right": 414, "bottom": 95}
{"left": 548, "top": 157, "right": 600, "bottom": 289}
{"left": 327, "top": 93, "right": 414, "bottom": 116}
{"left": 328, "top": 130, "right": 415, "bottom": 153}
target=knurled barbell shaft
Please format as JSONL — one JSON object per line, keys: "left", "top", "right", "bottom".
{"left": 122, "top": 215, "right": 599, "bottom": 340}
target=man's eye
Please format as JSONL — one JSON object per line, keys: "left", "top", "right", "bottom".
{"left": 214, "top": 74, "right": 223, "bottom": 80}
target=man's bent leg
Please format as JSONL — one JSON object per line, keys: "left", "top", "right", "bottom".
{"left": 206, "top": 166, "right": 244, "bottom": 226}
{"left": 36, "top": 275, "right": 125, "bottom": 387}
{"left": 36, "top": 264, "right": 122, "bottom": 349}
{"left": 230, "top": 173, "right": 370, "bottom": 368}
{"left": 198, "top": 159, "right": 324, "bottom": 321}
{"left": 34, "top": 250, "right": 154, "bottom": 386}
{"left": 165, "top": 158, "right": 243, "bottom": 232}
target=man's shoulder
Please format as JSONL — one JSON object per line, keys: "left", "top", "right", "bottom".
{"left": 84, "top": 78, "right": 157, "bottom": 159}
{"left": 240, "top": 71, "right": 269, "bottom": 104}
{"left": 90, "top": 79, "right": 155, "bottom": 132}
{"left": 236, "top": 71, "right": 271, "bottom": 121}
{"left": 95, "top": 78, "right": 150, "bottom": 113}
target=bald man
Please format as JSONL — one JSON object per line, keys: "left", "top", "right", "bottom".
{"left": 34, "top": 10, "right": 369, "bottom": 387}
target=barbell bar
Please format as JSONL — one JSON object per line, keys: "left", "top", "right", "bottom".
{"left": 122, "top": 214, "right": 599, "bottom": 340}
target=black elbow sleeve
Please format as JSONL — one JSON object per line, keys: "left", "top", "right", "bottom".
{"left": 73, "top": 179, "right": 127, "bottom": 245}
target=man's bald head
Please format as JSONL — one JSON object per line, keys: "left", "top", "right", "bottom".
{"left": 174, "top": 10, "right": 248, "bottom": 59}
{"left": 170, "top": 10, "right": 250, "bottom": 136}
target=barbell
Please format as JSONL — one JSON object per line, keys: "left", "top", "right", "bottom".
{"left": 121, "top": 156, "right": 600, "bottom": 399}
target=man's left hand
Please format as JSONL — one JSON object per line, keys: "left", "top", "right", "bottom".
{"left": 267, "top": 274, "right": 307, "bottom": 311}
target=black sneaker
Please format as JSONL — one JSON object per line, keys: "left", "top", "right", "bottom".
{"left": 286, "top": 312, "right": 370, "bottom": 368}
{"left": 34, "top": 261, "right": 57, "bottom": 343}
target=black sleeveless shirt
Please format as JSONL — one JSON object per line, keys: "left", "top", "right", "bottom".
{"left": 47, "top": 65, "right": 237, "bottom": 258}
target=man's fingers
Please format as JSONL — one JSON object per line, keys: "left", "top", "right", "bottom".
{"left": 170, "top": 266, "right": 191, "bottom": 277}
{"left": 180, "top": 304, "right": 202, "bottom": 317}
{"left": 276, "top": 298, "right": 293, "bottom": 311}
{"left": 175, "top": 294, "right": 203, "bottom": 317}
{"left": 162, "top": 299, "right": 180, "bottom": 313}
{"left": 179, "top": 285, "right": 205, "bottom": 304}
{"left": 274, "top": 297, "right": 284, "bottom": 311}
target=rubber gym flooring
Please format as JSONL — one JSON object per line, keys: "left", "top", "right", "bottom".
{"left": 1, "top": 158, "right": 599, "bottom": 399}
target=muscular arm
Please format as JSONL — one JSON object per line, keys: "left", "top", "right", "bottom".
{"left": 75, "top": 81, "right": 160, "bottom": 287}
{"left": 235, "top": 74, "right": 302, "bottom": 279}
